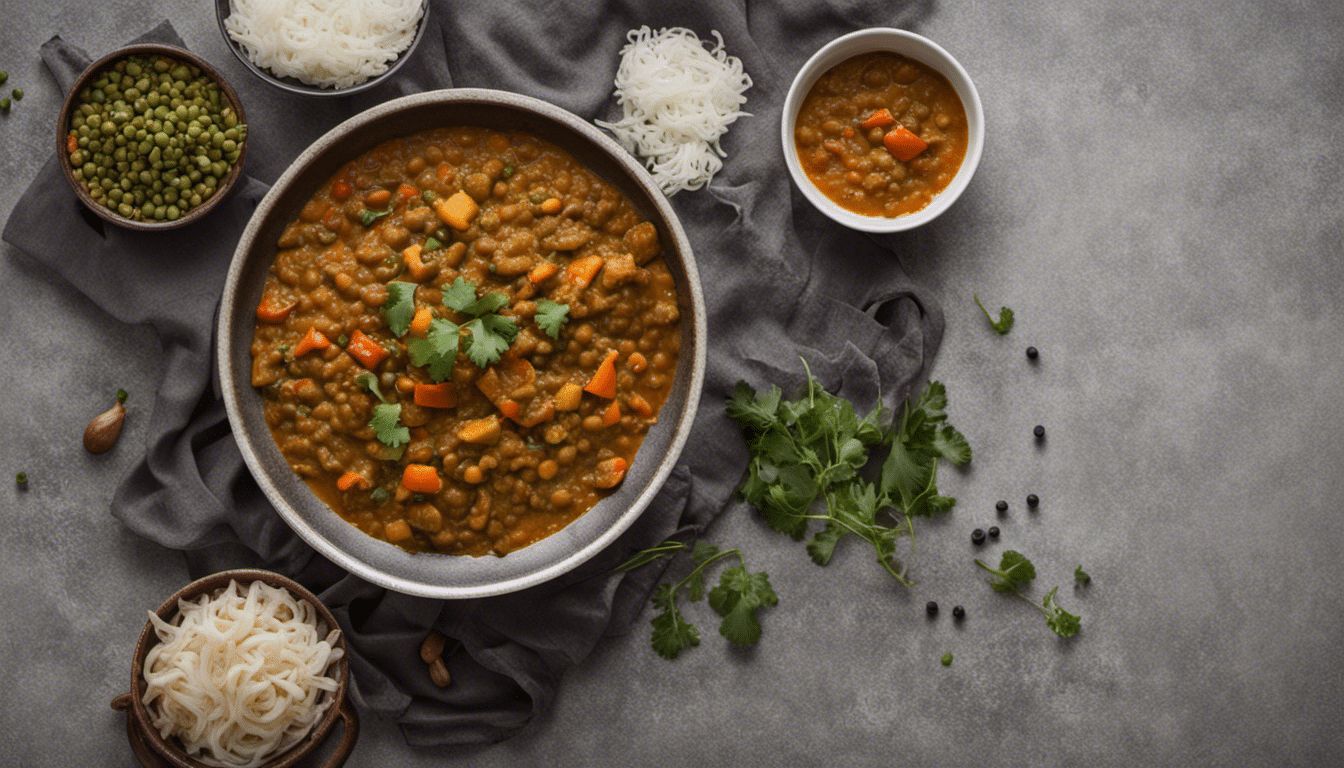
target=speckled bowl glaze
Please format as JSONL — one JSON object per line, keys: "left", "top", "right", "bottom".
{"left": 781, "top": 28, "right": 985, "bottom": 233}
{"left": 217, "top": 89, "right": 706, "bottom": 599}
{"left": 111, "top": 569, "right": 358, "bottom": 768}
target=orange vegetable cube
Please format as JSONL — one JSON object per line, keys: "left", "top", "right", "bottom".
{"left": 882, "top": 124, "right": 928, "bottom": 162}
{"left": 584, "top": 349, "right": 620, "bottom": 399}
{"left": 293, "top": 326, "right": 331, "bottom": 357}
{"left": 336, "top": 471, "right": 371, "bottom": 492}
{"left": 408, "top": 307, "right": 433, "bottom": 338}
{"left": 346, "top": 330, "right": 389, "bottom": 370}
{"left": 402, "top": 464, "right": 442, "bottom": 494}
{"left": 414, "top": 382, "right": 457, "bottom": 409}
{"left": 860, "top": 108, "right": 897, "bottom": 130}
{"left": 433, "top": 191, "right": 479, "bottom": 231}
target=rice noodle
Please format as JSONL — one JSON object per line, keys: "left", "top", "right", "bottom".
{"left": 141, "top": 579, "right": 344, "bottom": 768}
{"left": 596, "top": 26, "right": 753, "bottom": 195}
{"left": 224, "top": 0, "right": 424, "bottom": 90}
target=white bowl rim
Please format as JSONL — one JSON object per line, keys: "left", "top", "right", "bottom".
{"left": 780, "top": 27, "right": 985, "bottom": 233}
{"left": 217, "top": 88, "right": 706, "bottom": 598}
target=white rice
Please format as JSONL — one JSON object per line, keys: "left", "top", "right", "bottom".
{"left": 224, "top": 0, "right": 423, "bottom": 90}
{"left": 141, "top": 579, "right": 344, "bottom": 768}
{"left": 596, "top": 26, "right": 753, "bottom": 195}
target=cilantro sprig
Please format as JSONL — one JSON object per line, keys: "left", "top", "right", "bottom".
{"left": 617, "top": 539, "right": 777, "bottom": 659}
{"left": 726, "top": 363, "right": 970, "bottom": 585}
{"left": 973, "top": 294, "right": 1014, "bottom": 334}
{"left": 382, "top": 281, "right": 417, "bottom": 337}
{"left": 534, "top": 298, "right": 570, "bottom": 340}
{"left": 442, "top": 277, "right": 518, "bottom": 368}
{"left": 975, "top": 550, "right": 1081, "bottom": 637}
{"left": 357, "top": 371, "right": 409, "bottom": 452}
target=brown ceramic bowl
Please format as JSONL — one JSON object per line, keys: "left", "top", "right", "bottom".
{"left": 111, "top": 569, "right": 359, "bottom": 768}
{"left": 217, "top": 89, "right": 706, "bottom": 599}
{"left": 57, "top": 43, "right": 248, "bottom": 231}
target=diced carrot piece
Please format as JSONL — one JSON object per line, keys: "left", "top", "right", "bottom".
{"left": 332, "top": 180, "right": 353, "bottom": 200}
{"left": 436, "top": 162, "right": 454, "bottom": 185}
{"left": 564, "top": 254, "right": 605, "bottom": 289}
{"left": 66, "top": 134, "right": 78, "bottom": 153}
{"left": 882, "top": 124, "right": 928, "bottom": 162}
{"left": 293, "top": 326, "right": 331, "bottom": 357}
{"left": 457, "top": 416, "right": 501, "bottom": 445}
{"left": 497, "top": 399, "right": 522, "bottom": 421}
{"left": 528, "top": 262, "right": 560, "bottom": 284}
{"left": 584, "top": 349, "right": 619, "bottom": 399}
{"left": 432, "top": 191, "right": 479, "bottom": 231}
{"left": 627, "top": 392, "right": 653, "bottom": 418}
{"left": 402, "top": 464, "right": 442, "bottom": 494}
{"left": 396, "top": 184, "right": 419, "bottom": 205}
{"left": 860, "top": 108, "right": 897, "bottom": 130}
{"left": 592, "top": 457, "right": 627, "bottom": 489}
{"left": 256, "top": 296, "right": 297, "bottom": 324}
{"left": 403, "top": 243, "right": 438, "bottom": 282}
{"left": 384, "top": 519, "right": 412, "bottom": 543}
{"left": 554, "top": 382, "right": 583, "bottom": 412}
{"left": 346, "top": 330, "right": 389, "bottom": 369}
{"left": 601, "top": 399, "right": 621, "bottom": 427}
{"left": 414, "top": 382, "right": 456, "bottom": 409}
{"left": 336, "top": 471, "right": 371, "bottom": 492}
{"left": 409, "top": 306, "right": 433, "bottom": 338}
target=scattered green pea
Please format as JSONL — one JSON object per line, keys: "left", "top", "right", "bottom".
{"left": 0, "top": 98, "right": 9, "bottom": 112}
{"left": 941, "top": 652, "right": 953, "bottom": 667}
{"left": 15, "top": 472, "right": 27, "bottom": 489}
{"left": 11, "top": 88, "right": 23, "bottom": 101}
{"left": 0, "top": 71, "right": 7, "bottom": 85}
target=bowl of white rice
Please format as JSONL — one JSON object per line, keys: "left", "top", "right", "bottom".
{"left": 215, "top": 0, "right": 429, "bottom": 97}
{"left": 112, "top": 569, "right": 358, "bottom": 768}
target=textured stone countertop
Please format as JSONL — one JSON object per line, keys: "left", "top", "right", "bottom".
{"left": 2, "top": 1, "right": 1342, "bottom": 766}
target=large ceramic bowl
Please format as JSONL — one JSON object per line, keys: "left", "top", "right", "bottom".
{"left": 218, "top": 89, "right": 705, "bottom": 599}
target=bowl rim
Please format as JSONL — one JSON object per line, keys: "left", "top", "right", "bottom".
{"left": 780, "top": 27, "right": 985, "bottom": 233}
{"left": 56, "top": 42, "right": 249, "bottom": 232}
{"left": 217, "top": 88, "right": 707, "bottom": 599}
{"left": 214, "top": 0, "right": 430, "bottom": 98}
{"left": 123, "top": 569, "right": 352, "bottom": 768}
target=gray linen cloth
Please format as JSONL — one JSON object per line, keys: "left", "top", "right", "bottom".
{"left": 2, "top": 0, "right": 942, "bottom": 748}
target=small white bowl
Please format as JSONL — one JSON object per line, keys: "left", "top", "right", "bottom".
{"left": 781, "top": 28, "right": 984, "bottom": 233}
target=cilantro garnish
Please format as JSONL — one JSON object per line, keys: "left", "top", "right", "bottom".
{"left": 975, "top": 550, "right": 1081, "bottom": 637}
{"left": 359, "top": 208, "right": 392, "bottom": 227}
{"left": 439, "top": 277, "right": 518, "bottom": 368}
{"left": 534, "top": 299, "right": 570, "bottom": 340}
{"left": 382, "top": 281, "right": 417, "bottom": 336}
{"left": 617, "top": 539, "right": 777, "bottom": 659}
{"left": 1074, "top": 564, "right": 1091, "bottom": 586}
{"left": 973, "top": 294, "right": 1014, "bottom": 334}
{"left": 356, "top": 371, "right": 387, "bottom": 403}
{"left": 370, "top": 403, "right": 410, "bottom": 448}
{"left": 406, "top": 318, "right": 461, "bottom": 382}
{"left": 726, "top": 362, "right": 970, "bottom": 586}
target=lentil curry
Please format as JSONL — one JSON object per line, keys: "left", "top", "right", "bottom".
{"left": 794, "top": 51, "right": 967, "bottom": 218}
{"left": 250, "top": 126, "right": 681, "bottom": 556}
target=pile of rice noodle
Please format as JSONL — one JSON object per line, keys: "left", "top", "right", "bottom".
{"left": 596, "top": 26, "right": 752, "bottom": 195}
{"left": 142, "top": 579, "right": 344, "bottom": 768}
{"left": 224, "top": 0, "right": 423, "bottom": 90}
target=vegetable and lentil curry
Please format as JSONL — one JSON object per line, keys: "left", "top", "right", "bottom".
{"left": 794, "top": 51, "right": 967, "bottom": 217}
{"left": 251, "top": 126, "right": 680, "bottom": 556}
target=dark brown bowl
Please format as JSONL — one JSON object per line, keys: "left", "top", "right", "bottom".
{"left": 217, "top": 89, "right": 706, "bottom": 598}
{"left": 56, "top": 43, "right": 249, "bottom": 232}
{"left": 111, "top": 569, "right": 359, "bottom": 768}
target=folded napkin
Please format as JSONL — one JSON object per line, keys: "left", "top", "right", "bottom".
{"left": 3, "top": 0, "right": 941, "bottom": 748}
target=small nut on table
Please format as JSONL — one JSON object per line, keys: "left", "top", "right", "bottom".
{"left": 429, "top": 657, "right": 451, "bottom": 688}
{"left": 420, "top": 630, "right": 447, "bottom": 664}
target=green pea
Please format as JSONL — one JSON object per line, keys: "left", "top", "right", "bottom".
{"left": 154, "top": 132, "right": 170, "bottom": 148}
{"left": 119, "top": 202, "right": 133, "bottom": 217}
{"left": 0, "top": 71, "right": 7, "bottom": 85}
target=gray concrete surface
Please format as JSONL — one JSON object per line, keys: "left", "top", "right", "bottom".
{"left": 2, "top": 0, "right": 1342, "bottom": 766}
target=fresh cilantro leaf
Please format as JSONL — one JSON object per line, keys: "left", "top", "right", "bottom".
{"left": 463, "top": 314, "right": 519, "bottom": 368}
{"left": 1042, "top": 586, "right": 1081, "bottom": 637}
{"left": 356, "top": 372, "right": 388, "bottom": 403}
{"left": 534, "top": 299, "right": 570, "bottom": 340}
{"left": 615, "top": 538, "right": 776, "bottom": 659}
{"left": 359, "top": 208, "right": 392, "bottom": 227}
{"left": 973, "top": 294, "right": 1014, "bottom": 334}
{"left": 978, "top": 551, "right": 1082, "bottom": 637}
{"left": 708, "top": 565, "right": 777, "bottom": 647}
{"left": 1075, "top": 565, "right": 1091, "bottom": 586}
{"left": 975, "top": 550, "right": 1037, "bottom": 593}
{"left": 382, "top": 281, "right": 418, "bottom": 337}
{"left": 728, "top": 362, "right": 970, "bottom": 586}
{"left": 406, "top": 318, "right": 460, "bottom": 382}
{"left": 443, "top": 277, "right": 479, "bottom": 313}
{"left": 649, "top": 583, "right": 699, "bottom": 660}
{"left": 369, "top": 402, "right": 409, "bottom": 448}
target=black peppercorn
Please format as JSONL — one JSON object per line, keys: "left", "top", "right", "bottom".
{"left": 1026, "top": 346, "right": 1039, "bottom": 360}
{"left": 952, "top": 605, "right": 965, "bottom": 620}
{"left": 1027, "top": 493, "right": 1039, "bottom": 508}
{"left": 1033, "top": 424, "right": 1045, "bottom": 439}
{"left": 995, "top": 499, "right": 1008, "bottom": 514}
{"left": 971, "top": 528, "right": 986, "bottom": 545}
{"left": 987, "top": 525, "right": 1000, "bottom": 539}
{"left": 926, "top": 600, "right": 939, "bottom": 616}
